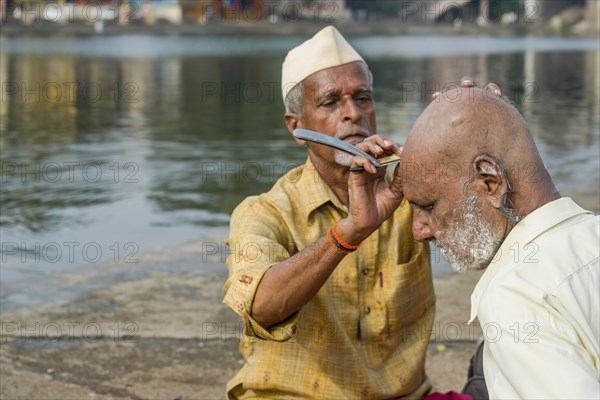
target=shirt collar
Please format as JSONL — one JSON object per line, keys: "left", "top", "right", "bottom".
{"left": 469, "top": 197, "right": 592, "bottom": 323}
{"left": 296, "top": 157, "right": 348, "bottom": 221}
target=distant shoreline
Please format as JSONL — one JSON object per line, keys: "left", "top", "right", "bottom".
{"left": 2, "top": 32, "right": 596, "bottom": 60}
{"left": 0, "top": 18, "right": 592, "bottom": 39}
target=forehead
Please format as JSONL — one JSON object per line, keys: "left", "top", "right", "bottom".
{"left": 400, "top": 158, "right": 464, "bottom": 204}
{"left": 401, "top": 117, "right": 446, "bottom": 202}
{"left": 401, "top": 161, "right": 436, "bottom": 201}
{"left": 303, "top": 62, "right": 370, "bottom": 94}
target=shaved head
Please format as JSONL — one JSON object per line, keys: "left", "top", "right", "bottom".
{"left": 404, "top": 88, "right": 545, "bottom": 190}
{"left": 402, "top": 87, "right": 560, "bottom": 272}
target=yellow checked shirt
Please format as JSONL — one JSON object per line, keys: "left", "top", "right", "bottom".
{"left": 223, "top": 158, "right": 435, "bottom": 399}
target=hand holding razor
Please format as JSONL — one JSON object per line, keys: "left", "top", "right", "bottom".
{"left": 293, "top": 129, "right": 401, "bottom": 172}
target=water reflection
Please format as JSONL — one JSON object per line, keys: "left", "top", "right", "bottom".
{"left": 371, "top": 51, "right": 599, "bottom": 212}
{"left": 1, "top": 37, "right": 598, "bottom": 277}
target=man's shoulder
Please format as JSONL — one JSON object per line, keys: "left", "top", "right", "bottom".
{"left": 530, "top": 199, "right": 599, "bottom": 263}
{"left": 231, "top": 164, "right": 306, "bottom": 218}
{"left": 539, "top": 211, "right": 599, "bottom": 261}
{"left": 494, "top": 210, "right": 598, "bottom": 283}
{"left": 480, "top": 213, "right": 599, "bottom": 323}
{"left": 519, "top": 211, "right": 599, "bottom": 287}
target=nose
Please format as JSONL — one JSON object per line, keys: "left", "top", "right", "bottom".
{"left": 412, "top": 211, "right": 433, "bottom": 242}
{"left": 341, "top": 98, "right": 361, "bottom": 123}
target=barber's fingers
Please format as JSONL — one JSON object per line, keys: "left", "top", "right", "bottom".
{"left": 432, "top": 77, "right": 502, "bottom": 100}
{"left": 460, "top": 76, "right": 475, "bottom": 87}
{"left": 350, "top": 156, "right": 377, "bottom": 174}
{"left": 484, "top": 82, "right": 502, "bottom": 97}
{"left": 462, "top": 76, "right": 503, "bottom": 96}
{"left": 388, "top": 163, "right": 404, "bottom": 199}
{"left": 356, "top": 135, "right": 402, "bottom": 157}
{"left": 432, "top": 77, "right": 474, "bottom": 100}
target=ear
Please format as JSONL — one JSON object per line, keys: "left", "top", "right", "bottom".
{"left": 284, "top": 112, "right": 306, "bottom": 146}
{"left": 471, "top": 154, "right": 509, "bottom": 210}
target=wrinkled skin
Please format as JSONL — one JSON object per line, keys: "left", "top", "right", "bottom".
{"left": 401, "top": 87, "right": 560, "bottom": 272}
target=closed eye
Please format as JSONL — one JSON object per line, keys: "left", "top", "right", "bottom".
{"left": 409, "top": 201, "right": 434, "bottom": 212}
{"left": 418, "top": 204, "right": 434, "bottom": 212}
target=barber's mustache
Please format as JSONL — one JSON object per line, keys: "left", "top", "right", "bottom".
{"left": 336, "top": 126, "right": 372, "bottom": 141}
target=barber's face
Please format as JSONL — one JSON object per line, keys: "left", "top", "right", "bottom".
{"left": 403, "top": 169, "right": 504, "bottom": 273}
{"left": 296, "top": 62, "right": 376, "bottom": 166}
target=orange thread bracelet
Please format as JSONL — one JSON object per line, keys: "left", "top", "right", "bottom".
{"left": 331, "top": 224, "right": 360, "bottom": 250}
{"left": 327, "top": 224, "right": 360, "bottom": 254}
{"left": 327, "top": 229, "right": 352, "bottom": 254}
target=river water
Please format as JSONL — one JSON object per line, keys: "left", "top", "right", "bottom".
{"left": 1, "top": 35, "right": 598, "bottom": 307}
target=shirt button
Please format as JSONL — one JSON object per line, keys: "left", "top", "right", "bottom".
{"left": 364, "top": 306, "right": 371, "bottom": 315}
{"left": 362, "top": 268, "right": 369, "bottom": 276}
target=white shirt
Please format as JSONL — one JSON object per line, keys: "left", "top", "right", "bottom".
{"left": 470, "top": 198, "right": 599, "bottom": 399}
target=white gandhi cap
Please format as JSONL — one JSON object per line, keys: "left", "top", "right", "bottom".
{"left": 281, "top": 26, "right": 366, "bottom": 103}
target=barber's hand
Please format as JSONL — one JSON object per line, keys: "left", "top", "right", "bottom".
{"left": 431, "top": 76, "right": 502, "bottom": 100}
{"left": 336, "top": 135, "right": 403, "bottom": 245}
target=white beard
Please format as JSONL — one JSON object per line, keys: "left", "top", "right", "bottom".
{"left": 334, "top": 150, "right": 353, "bottom": 167}
{"left": 432, "top": 196, "right": 504, "bottom": 273}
